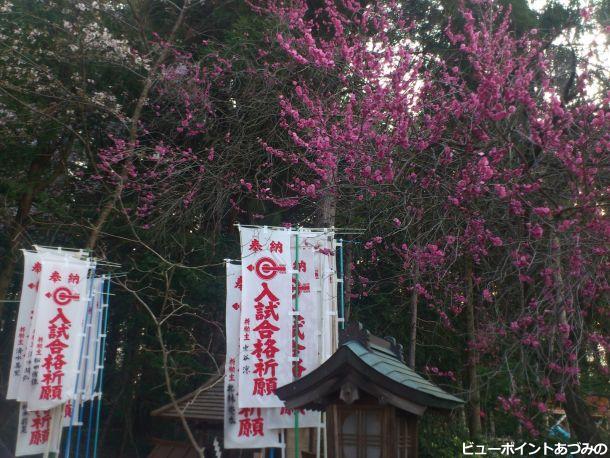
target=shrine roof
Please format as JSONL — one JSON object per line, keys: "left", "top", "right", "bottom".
{"left": 276, "top": 322, "right": 464, "bottom": 413}
{"left": 151, "top": 375, "right": 224, "bottom": 422}
{"left": 345, "top": 340, "right": 462, "bottom": 406}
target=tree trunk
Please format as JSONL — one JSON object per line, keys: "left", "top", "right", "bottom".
{"left": 551, "top": 236, "right": 602, "bottom": 444}
{"left": 465, "top": 258, "right": 482, "bottom": 440}
{"left": 0, "top": 153, "right": 51, "bottom": 309}
{"left": 564, "top": 386, "right": 603, "bottom": 444}
{"left": 0, "top": 140, "right": 71, "bottom": 311}
{"left": 489, "top": 409, "right": 496, "bottom": 438}
{"left": 317, "top": 191, "right": 336, "bottom": 228}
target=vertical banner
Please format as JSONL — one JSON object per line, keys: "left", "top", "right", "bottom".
{"left": 7, "top": 251, "right": 41, "bottom": 399}
{"left": 238, "top": 227, "right": 292, "bottom": 409}
{"left": 62, "top": 397, "right": 82, "bottom": 427}
{"left": 292, "top": 232, "right": 327, "bottom": 377}
{"left": 15, "top": 403, "right": 61, "bottom": 457}
{"left": 62, "top": 276, "right": 103, "bottom": 429}
{"left": 15, "top": 250, "right": 87, "bottom": 403}
{"left": 27, "top": 257, "right": 92, "bottom": 411}
{"left": 321, "top": 236, "right": 337, "bottom": 361}
{"left": 224, "top": 262, "right": 281, "bottom": 449}
{"left": 8, "top": 248, "right": 112, "bottom": 458}
{"left": 82, "top": 277, "right": 104, "bottom": 399}
{"left": 266, "top": 231, "right": 326, "bottom": 429}
{"left": 266, "top": 405, "right": 320, "bottom": 430}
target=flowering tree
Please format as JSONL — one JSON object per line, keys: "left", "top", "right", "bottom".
{"left": 90, "top": 0, "right": 608, "bottom": 443}
{"left": 245, "top": 0, "right": 609, "bottom": 443}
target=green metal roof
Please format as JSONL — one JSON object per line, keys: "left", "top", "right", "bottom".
{"left": 276, "top": 322, "right": 464, "bottom": 412}
{"left": 344, "top": 340, "right": 464, "bottom": 406}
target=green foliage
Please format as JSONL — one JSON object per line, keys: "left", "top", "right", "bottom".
{"left": 418, "top": 412, "right": 468, "bottom": 457}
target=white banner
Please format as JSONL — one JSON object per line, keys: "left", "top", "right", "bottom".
{"left": 15, "top": 404, "right": 62, "bottom": 457}
{"left": 238, "top": 227, "right": 293, "bottom": 408}
{"left": 81, "top": 276, "right": 104, "bottom": 400}
{"left": 321, "top": 237, "right": 338, "bottom": 361}
{"left": 7, "top": 251, "right": 42, "bottom": 400}
{"left": 266, "top": 406, "right": 321, "bottom": 430}
{"left": 266, "top": 232, "right": 328, "bottom": 429}
{"left": 292, "top": 232, "right": 326, "bottom": 379}
{"left": 61, "top": 277, "right": 104, "bottom": 429}
{"left": 27, "top": 256, "right": 92, "bottom": 411}
{"left": 224, "top": 262, "right": 281, "bottom": 449}
{"left": 12, "top": 250, "right": 88, "bottom": 403}
{"left": 62, "top": 397, "right": 83, "bottom": 427}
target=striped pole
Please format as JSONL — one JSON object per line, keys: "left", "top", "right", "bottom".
{"left": 84, "top": 277, "right": 106, "bottom": 458}
{"left": 293, "top": 230, "right": 300, "bottom": 458}
{"left": 338, "top": 239, "right": 345, "bottom": 330}
{"left": 92, "top": 276, "right": 111, "bottom": 458}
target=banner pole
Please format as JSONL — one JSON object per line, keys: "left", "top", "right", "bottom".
{"left": 85, "top": 278, "right": 106, "bottom": 458}
{"left": 316, "top": 418, "right": 321, "bottom": 458}
{"left": 324, "top": 411, "right": 329, "bottom": 458}
{"left": 92, "top": 276, "right": 111, "bottom": 458}
{"left": 338, "top": 239, "right": 345, "bottom": 330}
{"left": 293, "top": 230, "right": 300, "bottom": 458}
{"left": 316, "top": 235, "right": 322, "bottom": 458}
{"left": 74, "top": 268, "right": 99, "bottom": 458}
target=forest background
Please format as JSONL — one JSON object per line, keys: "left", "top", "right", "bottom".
{"left": 0, "top": 0, "right": 608, "bottom": 456}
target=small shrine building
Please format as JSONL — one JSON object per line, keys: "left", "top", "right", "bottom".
{"left": 276, "top": 322, "right": 464, "bottom": 458}
{"left": 149, "top": 323, "right": 463, "bottom": 457}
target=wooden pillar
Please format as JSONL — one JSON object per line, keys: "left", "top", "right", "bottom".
{"left": 284, "top": 427, "right": 315, "bottom": 458}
